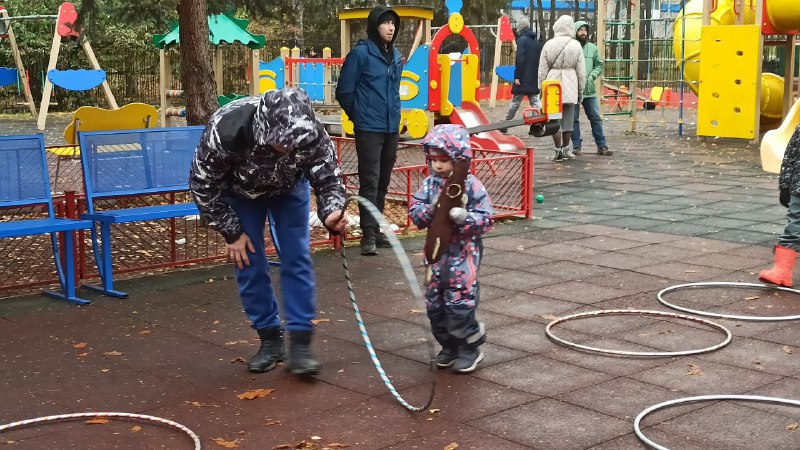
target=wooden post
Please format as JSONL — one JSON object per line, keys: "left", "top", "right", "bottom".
{"left": 2, "top": 10, "right": 36, "bottom": 118}
{"left": 323, "top": 47, "right": 332, "bottom": 104}
{"left": 159, "top": 49, "right": 170, "bottom": 127}
{"left": 81, "top": 38, "right": 118, "bottom": 109}
{"left": 291, "top": 46, "right": 301, "bottom": 90}
{"left": 630, "top": 1, "right": 640, "bottom": 132}
{"left": 340, "top": 20, "right": 350, "bottom": 57}
{"left": 489, "top": 17, "right": 504, "bottom": 109}
{"left": 250, "top": 49, "right": 260, "bottom": 96}
{"left": 214, "top": 47, "right": 224, "bottom": 96}
{"left": 597, "top": 0, "right": 607, "bottom": 111}
{"left": 702, "top": 0, "right": 712, "bottom": 26}
{"left": 37, "top": 14, "right": 62, "bottom": 130}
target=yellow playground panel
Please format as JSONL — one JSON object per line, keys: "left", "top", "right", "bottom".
{"left": 63, "top": 103, "right": 158, "bottom": 146}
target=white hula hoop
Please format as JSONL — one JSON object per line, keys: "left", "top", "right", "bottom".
{"left": 545, "top": 309, "right": 732, "bottom": 357}
{"left": 658, "top": 282, "right": 800, "bottom": 321}
{"left": 635, "top": 395, "right": 800, "bottom": 450}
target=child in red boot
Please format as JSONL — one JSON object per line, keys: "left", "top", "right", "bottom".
{"left": 760, "top": 125, "right": 800, "bottom": 287}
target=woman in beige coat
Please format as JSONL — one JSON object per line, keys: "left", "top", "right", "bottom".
{"left": 538, "top": 15, "right": 587, "bottom": 162}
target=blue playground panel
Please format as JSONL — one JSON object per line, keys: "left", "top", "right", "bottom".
{"left": 448, "top": 56, "right": 463, "bottom": 108}
{"left": 510, "top": 0, "right": 595, "bottom": 11}
{"left": 48, "top": 69, "right": 106, "bottom": 91}
{"left": 298, "top": 61, "right": 324, "bottom": 101}
{"left": 259, "top": 57, "right": 284, "bottom": 93}
{"left": 0, "top": 68, "right": 18, "bottom": 88}
{"left": 402, "top": 45, "right": 430, "bottom": 110}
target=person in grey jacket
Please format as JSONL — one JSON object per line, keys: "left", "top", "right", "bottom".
{"left": 189, "top": 88, "right": 350, "bottom": 377}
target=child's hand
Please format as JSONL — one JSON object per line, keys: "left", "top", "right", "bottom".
{"left": 449, "top": 207, "right": 467, "bottom": 224}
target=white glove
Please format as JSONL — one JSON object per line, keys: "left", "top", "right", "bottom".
{"left": 449, "top": 207, "right": 467, "bottom": 225}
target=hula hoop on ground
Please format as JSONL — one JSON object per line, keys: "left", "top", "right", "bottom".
{"left": 635, "top": 395, "right": 800, "bottom": 450}
{"left": 0, "top": 412, "right": 201, "bottom": 449}
{"left": 545, "top": 309, "right": 732, "bottom": 357}
{"left": 658, "top": 282, "right": 800, "bottom": 321}
{"left": 339, "top": 196, "right": 437, "bottom": 412}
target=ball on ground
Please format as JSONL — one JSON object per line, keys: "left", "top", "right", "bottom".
{"left": 535, "top": 194, "right": 544, "bottom": 203}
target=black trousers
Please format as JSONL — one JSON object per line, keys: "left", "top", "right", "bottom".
{"left": 354, "top": 131, "right": 398, "bottom": 237}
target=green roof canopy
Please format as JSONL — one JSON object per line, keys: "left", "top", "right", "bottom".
{"left": 153, "top": 14, "right": 266, "bottom": 49}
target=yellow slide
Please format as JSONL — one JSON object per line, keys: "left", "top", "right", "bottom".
{"left": 760, "top": 98, "right": 800, "bottom": 173}
{"left": 673, "top": 0, "right": 784, "bottom": 125}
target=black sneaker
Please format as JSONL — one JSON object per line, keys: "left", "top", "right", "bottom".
{"left": 435, "top": 347, "right": 459, "bottom": 368}
{"left": 597, "top": 146, "right": 613, "bottom": 156}
{"left": 360, "top": 236, "right": 377, "bottom": 256}
{"left": 452, "top": 347, "right": 484, "bottom": 374}
{"left": 375, "top": 232, "right": 392, "bottom": 248}
{"left": 551, "top": 149, "right": 565, "bottom": 162}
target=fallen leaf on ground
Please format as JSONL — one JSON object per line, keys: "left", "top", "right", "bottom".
{"left": 213, "top": 320, "right": 220, "bottom": 325}
{"left": 103, "top": 351, "right": 124, "bottom": 356}
{"left": 265, "top": 419, "right": 281, "bottom": 426}
{"left": 540, "top": 314, "right": 558, "bottom": 321}
{"left": 140, "top": 330, "right": 151, "bottom": 335}
{"left": 77, "top": 352, "right": 89, "bottom": 357}
{"left": 687, "top": 364, "right": 703, "bottom": 376}
{"left": 410, "top": 309, "right": 424, "bottom": 314}
{"left": 311, "top": 319, "right": 330, "bottom": 324}
{"left": 185, "top": 401, "right": 220, "bottom": 407}
{"left": 787, "top": 423, "right": 799, "bottom": 431}
{"left": 327, "top": 443, "right": 349, "bottom": 448}
{"left": 429, "top": 408, "right": 441, "bottom": 414}
{"left": 445, "top": 443, "right": 459, "bottom": 450}
{"left": 783, "top": 346, "right": 794, "bottom": 355}
{"left": 73, "top": 342, "right": 87, "bottom": 349}
{"left": 744, "top": 296, "right": 760, "bottom": 301}
{"left": 212, "top": 437, "right": 239, "bottom": 448}
{"left": 131, "top": 426, "right": 142, "bottom": 432}
{"left": 311, "top": 436, "right": 322, "bottom": 441}
{"left": 230, "top": 357, "right": 247, "bottom": 364}
{"left": 237, "top": 388, "right": 275, "bottom": 400}
{"left": 85, "top": 418, "right": 110, "bottom": 425}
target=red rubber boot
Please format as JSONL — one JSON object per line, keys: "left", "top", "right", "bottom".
{"left": 759, "top": 245, "right": 797, "bottom": 288}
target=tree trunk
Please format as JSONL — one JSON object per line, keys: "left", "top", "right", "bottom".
{"left": 177, "top": 0, "right": 217, "bottom": 125}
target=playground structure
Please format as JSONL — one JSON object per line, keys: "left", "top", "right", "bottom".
{"left": 333, "top": 0, "right": 562, "bottom": 150}
{"left": 153, "top": 13, "right": 265, "bottom": 127}
{"left": 37, "top": 2, "right": 117, "bottom": 131}
{"left": 0, "top": 6, "right": 37, "bottom": 118}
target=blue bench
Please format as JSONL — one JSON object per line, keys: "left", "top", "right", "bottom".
{"left": 78, "top": 126, "right": 206, "bottom": 298}
{"left": 0, "top": 134, "right": 93, "bottom": 305}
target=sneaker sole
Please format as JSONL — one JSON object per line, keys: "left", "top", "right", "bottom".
{"left": 436, "top": 360, "right": 456, "bottom": 368}
{"left": 454, "top": 350, "right": 485, "bottom": 374}
{"left": 247, "top": 354, "right": 285, "bottom": 373}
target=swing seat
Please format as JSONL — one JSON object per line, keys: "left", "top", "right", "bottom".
{"left": 0, "top": 67, "right": 17, "bottom": 87}
{"left": 47, "top": 69, "right": 106, "bottom": 91}
{"left": 494, "top": 66, "right": 515, "bottom": 84}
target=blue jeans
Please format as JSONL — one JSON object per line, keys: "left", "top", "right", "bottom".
{"left": 779, "top": 193, "right": 800, "bottom": 251}
{"left": 227, "top": 178, "right": 315, "bottom": 331}
{"left": 573, "top": 96, "right": 606, "bottom": 149}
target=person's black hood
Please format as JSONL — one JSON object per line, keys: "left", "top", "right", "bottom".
{"left": 366, "top": 6, "right": 400, "bottom": 47}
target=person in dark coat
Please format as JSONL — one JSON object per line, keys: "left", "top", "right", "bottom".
{"left": 335, "top": 6, "right": 403, "bottom": 256}
{"left": 502, "top": 17, "right": 543, "bottom": 131}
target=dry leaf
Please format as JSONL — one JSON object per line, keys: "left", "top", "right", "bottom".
{"left": 77, "top": 352, "right": 89, "bottom": 357}
{"left": 311, "top": 319, "right": 330, "bottom": 324}
{"left": 265, "top": 419, "right": 281, "bottom": 426}
{"left": 103, "top": 351, "right": 124, "bottom": 356}
{"left": 212, "top": 437, "right": 239, "bottom": 448}
{"left": 131, "top": 426, "right": 142, "bottom": 432}
{"left": 429, "top": 408, "right": 441, "bottom": 414}
{"left": 85, "top": 418, "right": 110, "bottom": 425}
{"left": 185, "top": 401, "right": 220, "bottom": 408}
{"left": 73, "top": 342, "right": 88, "bottom": 349}
{"left": 311, "top": 436, "right": 322, "bottom": 441}
{"left": 410, "top": 309, "right": 424, "bottom": 314}
{"left": 140, "top": 330, "right": 151, "bottom": 335}
{"left": 783, "top": 346, "right": 794, "bottom": 355}
{"left": 445, "top": 443, "right": 459, "bottom": 450}
{"left": 744, "top": 296, "right": 760, "bottom": 301}
{"left": 687, "top": 364, "right": 703, "bottom": 376}
{"left": 237, "top": 388, "right": 275, "bottom": 400}
{"left": 540, "top": 314, "right": 559, "bottom": 321}
{"left": 230, "top": 357, "right": 247, "bottom": 364}
{"left": 213, "top": 320, "right": 220, "bottom": 325}
{"left": 787, "top": 423, "right": 799, "bottom": 431}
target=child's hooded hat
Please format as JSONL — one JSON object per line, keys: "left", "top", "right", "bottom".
{"left": 422, "top": 124, "right": 472, "bottom": 162}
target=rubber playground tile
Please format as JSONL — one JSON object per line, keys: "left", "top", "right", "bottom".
{"left": 518, "top": 228, "right": 594, "bottom": 242}
{"left": 590, "top": 429, "right": 728, "bottom": 450}
{"left": 617, "top": 242, "right": 710, "bottom": 262}
{"left": 544, "top": 337, "right": 674, "bottom": 377}
{"left": 524, "top": 260, "right": 619, "bottom": 280}
{"left": 482, "top": 235, "right": 550, "bottom": 251}
{"left": 521, "top": 242, "right": 608, "bottom": 261}
{"left": 475, "top": 355, "right": 614, "bottom": 397}
{"left": 479, "top": 291, "right": 585, "bottom": 322}
{"left": 632, "top": 358, "right": 782, "bottom": 395}
{"left": 579, "top": 251, "right": 660, "bottom": 270}
{"left": 468, "top": 398, "right": 630, "bottom": 449}
{"left": 488, "top": 320, "right": 593, "bottom": 355}
{"left": 563, "top": 235, "right": 651, "bottom": 251}
{"left": 636, "top": 262, "right": 731, "bottom": 283}
{"left": 479, "top": 250, "right": 554, "bottom": 270}
{"left": 686, "top": 251, "right": 771, "bottom": 271}
{"left": 530, "top": 280, "right": 632, "bottom": 304}
{"left": 391, "top": 341, "right": 529, "bottom": 370}
{"left": 697, "top": 337, "right": 800, "bottom": 377}
{"left": 582, "top": 270, "right": 676, "bottom": 293}
{"left": 390, "top": 424, "right": 531, "bottom": 450}
{"left": 613, "top": 319, "right": 732, "bottom": 354}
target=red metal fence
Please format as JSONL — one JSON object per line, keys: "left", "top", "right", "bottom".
{"left": 0, "top": 138, "right": 532, "bottom": 297}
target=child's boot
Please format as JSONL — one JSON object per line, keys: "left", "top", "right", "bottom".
{"left": 452, "top": 346, "right": 485, "bottom": 374}
{"left": 759, "top": 245, "right": 797, "bottom": 287}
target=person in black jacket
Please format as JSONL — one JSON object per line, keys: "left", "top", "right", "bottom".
{"left": 760, "top": 125, "right": 800, "bottom": 287}
{"left": 335, "top": 6, "right": 403, "bottom": 256}
{"left": 189, "top": 88, "right": 350, "bottom": 376}
{"left": 502, "top": 18, "right": 543, "bottom": 132}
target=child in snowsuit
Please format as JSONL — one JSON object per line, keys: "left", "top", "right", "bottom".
{"left": 760, "top": 125, "right": 800, "bottom": 287}
{"left": 408, "top": 124, "right": 494, "bottom": 373}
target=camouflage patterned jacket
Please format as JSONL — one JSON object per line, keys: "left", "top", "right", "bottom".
{"left": 189, "top": 89, "right": 345, "bottom": 243}
{"left": 779, "top": 125, "right": 800, "bottom": 194}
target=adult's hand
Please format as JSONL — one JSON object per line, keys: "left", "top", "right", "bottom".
{"left": 227, "top": 233, "right": 255, "bottom": 270}
{"left": 325, "top": 210, "right": 350, "bottom": 233}
{"left": 780, "top": 188, "right": 791, "bottom": 208}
